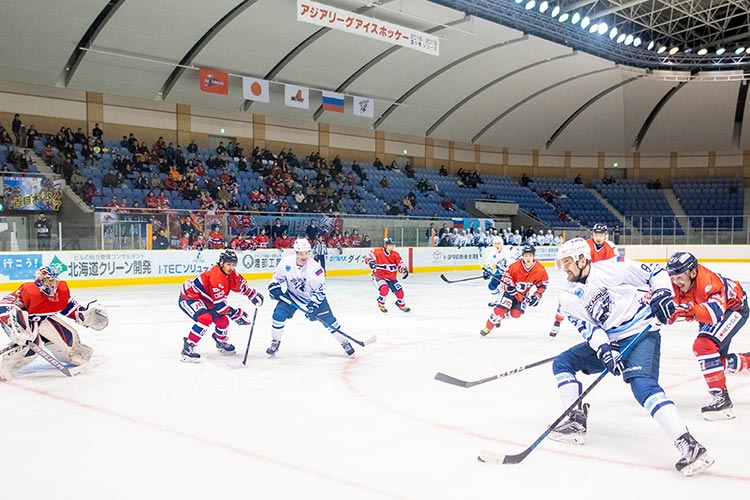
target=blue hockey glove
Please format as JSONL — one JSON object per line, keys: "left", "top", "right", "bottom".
{"left": 249, "top": 291, "right": 264, "bottom": 307}
{"left": 305, "top": 302, "right": 320, "bottom": 321}
{"left": 268, "top": 283, "right": 283, "bottom": 301}
{"left": 229, "top": 307, "right": 251, "bottom": 325}
{"left": 525, "top": 293, "right": 541, "bottom": 308}
{"left": 368, "top": 260, "right": 377, "bottom": 270}
{"left": 482, "top": 269, "right": 491, "bottom": 280}
{"left": 597, "top": 343, "right": 624, "bottom": 376}
{"left": 650, "top": 288, "right": 676, "bottom": 324}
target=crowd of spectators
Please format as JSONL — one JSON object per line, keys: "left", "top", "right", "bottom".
{"left": 427, "top": 223, "right": 562, "bottom": 248}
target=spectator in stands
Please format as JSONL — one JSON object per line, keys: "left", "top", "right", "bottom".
{"left": 1, "top": 164, "right": 11, "bottom": 175}
{"left": 11, "top": 114, "right": 23, "bottom": 146}
{"left": 521, "top": 173, "right": 530, "bottom": 187}
{"left": 151, "top": 173, "right": 164, "bottom": 191}
{"left": 216, "top": 141, "right": 227, "bottom": 155}
{"left": 81, "top": 178, "right": 97, "bottom": 206}
{"left": 439, "top": 165, "right": 448, "bottom": 176}
{"left": 439, "top": 197, "right": 454, "bottom": 212}
{"left": 187, "top": 140, "right": 198, "bottom": 154}
{"left": 374, "top": 157, "right": 385, "bottom": 171}
{"left": 404, "top": 162, "right": 415, "bottom": 178}
{"left": 152, "top": 228, "right": 170, "bottom": 250}
{"left": 360, "top": 235, "right": 372, "bottom": 248}
{"left": 352, "top": 160, "right": 366, "bottom": 181}
{"left": 43, "top": 143, "right": 55, "bottom": 163}
{"left": 74, "top": 128, "right": 87, "bottom": 144}
{"left": 25, "top": 124, "right": 37, "bottom": 148}
{"left": 386, "top": 201, "right": 402, "bottom": 216}
{"left": 402, "top": 195, "right": 414, "bottom": 211}
{"left": 119, "top": 136, "right": 129, "bottom": 149}
{"left": 353, "top": 201, "right": 366, "bottom": 214}
{"left": 92, "top": 123, "right": 103, "bottom": 140}
{"left": 380, "top": 176, "right": 390, "bottom": 189}
{"left": 80, "top": 143, "right": 95, "bottom": 166}
{"left": 574, "top": 173, "right": 582, "bottom": 184}
{"left": 389, "top": 160, "right": 399, "bottom": 171}
{"left": 0, "top": 126, "right": 13, "bottom": 144}
{"left": 70, "top": 167, "right": 85, "bottom": 194}
{"left": 269, "top": 217, "right": 288, "bottom": 241}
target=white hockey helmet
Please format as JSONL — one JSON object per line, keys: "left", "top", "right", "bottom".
{"left": 556, "top": 237, "right": 591, "bottom": 268}
{"left": 293, "top": 238, "right": 311, "bottom": 252}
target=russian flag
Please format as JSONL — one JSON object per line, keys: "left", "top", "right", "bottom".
{"left": 315, "top": 268, "right": 324, "bottom": 276}
{"left": 322, "top": 91, "right": 344, "bottom": 113}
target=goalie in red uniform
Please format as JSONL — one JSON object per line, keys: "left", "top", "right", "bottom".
{"left": 481, "top": 245, "right": 548, "bottom": 336}
{"left": 365, "top": 237, "right": 410, "bottom": 313}
{"left": 179, "top": 250, "right": 264, "bottom": 362}
{"left": 0, "top": 266, "right": 109, "bottom": 381}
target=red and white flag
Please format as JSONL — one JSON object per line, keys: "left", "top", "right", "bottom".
{"left": 285, "top": 84, "right": 309, "bottom": 109}
{"left": 242, "top": 77, "right": 270, "bottom": 102}
{"left": 199, "top": 68, "right": 228, "bottom": 95}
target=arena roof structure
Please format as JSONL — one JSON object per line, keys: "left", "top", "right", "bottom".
{"left": 1, "top": 0, "right": 749, "bottom": 153}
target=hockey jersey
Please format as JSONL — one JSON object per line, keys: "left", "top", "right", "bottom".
{"left": 671, "top": 264, "right": 747, "bottom": 326}
{"left": 0, "top": 281, "right": 80, "bottom": 321}
{"left": 501, "top": 259, "right": 549, "bottom": 301}
{"left": 365, "top": 248, "right": 405, "bottom": 281}
{"left": 270, "top": 254, "right": 326, "bottom": 308}
{"left": 483, "top": 246, "right": 520, "bottom": 277}
{"left": 558, "top": 259, "right": 670, "bottom": 351}
{"left": 180, "top": 264, "right": 258, "bottom": 315}
{"left": 588, "top": 238, "right": 618, "bottom": 262}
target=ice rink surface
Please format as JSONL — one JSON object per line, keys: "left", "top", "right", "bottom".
{"left": 2, "top": 263, "right": 749, "bottom": 500}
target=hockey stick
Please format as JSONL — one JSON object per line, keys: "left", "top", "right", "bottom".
{"left": 24, "top": 341, "right": 73, "bottom": 377}
{"left": 440, "top": 274, "right": 484, "bottom": 284}
{"left": 478, "top": 324, "right": 652, "bottom": 465}
{"left": 241, "top": 308, "right": 258, "bottom": 366}
{"left": 435, "top": 355, "right": 557, "bottom": 388}
{"left": 278, "top": 296, "right": 376, "bottom": 347}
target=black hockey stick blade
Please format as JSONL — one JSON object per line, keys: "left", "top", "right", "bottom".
{"left": 440, "top": 274, "right": 483, "bottom": 284}
{"left": 242, "top": 308, "right": 259, "bottom": 366}
{"left": 434, "top": 355, "right": 557, "bottom": 389}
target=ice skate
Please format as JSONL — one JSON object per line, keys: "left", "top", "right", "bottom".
{"left": 341, "top": 341, "right": 355, "bottom": 358}
{"left": 378, "top": 304, "right": 388, "bottom": 313}
{"left": 674, "top": 432, "right": 714, "bottom": 476}
{"left": 550, "top": 403, "right": 589, "bottom": 444}
{"left": 266, "top": 340, "right": 281, "bottom": 357}
{"left": 181, "top": 337, "right": 200, "bottom": 363}
{"left": 397, "top": 304, "right": 411, "bottom": 313}
{"left": 549, "top": 321, "right": 561, "bottom": 337}
{"left": 480, "top": 326, "right": 492, "bottom": 336}
{"left": 701, "top": 388, "right": 734, "bottom": 420}
{"left": 212, "top": 333, "right": 235, "bottom": 354}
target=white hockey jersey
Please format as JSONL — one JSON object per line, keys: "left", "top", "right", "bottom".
{"left": 558, "top": 259, "right": 672, "bottom": 352}
{"left": 483, "top": 246, "right": 520, "bottom": 277}
{"left": 270, "top": 254, "right": 327, "bottom": 308}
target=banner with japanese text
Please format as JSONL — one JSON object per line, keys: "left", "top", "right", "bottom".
{"left": 1, "top": 175, "right": 63, "bottom": 211}
{"left": 297, "top": 0, "right": 439, "bottom": 56}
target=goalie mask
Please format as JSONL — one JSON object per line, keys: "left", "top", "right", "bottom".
{"left": 34, "top": 266, "right": 59, "bottom": 298}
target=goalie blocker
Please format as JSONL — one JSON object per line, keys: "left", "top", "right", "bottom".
{"left": 0, "top": 266, "right": 109, "bottom": 381}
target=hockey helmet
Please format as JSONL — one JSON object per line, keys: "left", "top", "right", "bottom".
{"left": 667, "top": 252, "right": 698, "bottom": 276}
{"left": 492, "top": 236, "right": 504, "bottom": 245}
{"left": 592, "top": 223, "right": 608, "bottom": 234}
{"left": 556, "top": 238, "right": 591, "bottom": 266}
{"left": 293, "top": 238, "right": 312, "bottom": 252}
{"left": 383, "top": 237, "right": 395, "bottom": 248}
{"left": 34, "top": 266, "right": 59, "bottom": 298}
{"left": 219, "top": 249, "right": 238, "bottom": 264}
{"left": 521, "top": 244, "right": 536, "bottom": 255}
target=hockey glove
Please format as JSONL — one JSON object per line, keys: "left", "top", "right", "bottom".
{"left": 525, "top": 293, "right": 542, "bottom": 308}
{"left": 597, "top": 343, "right": 624, "bottom": 376}
{"left": 670, "top": 303, "right": 696, "bottom": 323}
{"left": 229, "top": 307, "right": 251, "bottom": 325}
{"left": 368, "top": 260, "right": 377, "bottom": 270}
{"left": 76, "top": 302, "right": 109, "bottom": 331}
{"left": 305, "top": 302, "right": 320, "bottom": 321}
{"left": 268, "top": 283, "right": 283, "bottom": 301}
{"left": 482, "top": 269, "right": 491, "bottom": 280}
{"left": 248, "top": 290, "right": 264, "bottom": 308}
{"left": 504, "top": 283, "right": 517, "bottom": 295}
{"left": 650, "top": 288, "right": 676, "bottom": 324}
{"left": 401, "top": 269, "right": 409, "bottom": 280}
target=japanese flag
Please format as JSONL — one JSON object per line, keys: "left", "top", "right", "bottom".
{"left": 242, "top": 77, "right": 270, "bottom": 103}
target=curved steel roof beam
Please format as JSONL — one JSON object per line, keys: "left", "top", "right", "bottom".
{"left": 372, "top": 35, "right": 527, "bottom": 130}
{"left": 472, "top": 66, "right": 618, "bottom": 143}
{"left": 425, "top": 52, "right": 575, "bottom": 137}
{"left": 61, "top": 0, "right": 127, "bottom": 86}
{"left": 546, "top": 74, "right": 645, "bottom": 149}
{"left": 632, "top": 82, "right": 686, "bottom": 151}
{"left": 160, "top": 0, "right": 259, "bottom": 100}
{"left": 312, "top": 15, "right": 470, "bottom": 121}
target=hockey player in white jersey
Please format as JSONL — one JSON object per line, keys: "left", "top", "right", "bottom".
{"left": 481, "top": 236, "right": 520, "bottom": 306}
{"left": 265, "top": 238, "right": 354, "bottom": 358}
{"left": 551, "top": 238, "right": 713, "bottom": 476}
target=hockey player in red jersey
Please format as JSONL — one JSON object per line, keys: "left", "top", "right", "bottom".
{"left": 178, "top": 250, "right": 264, "bottom": 362}
{"left": 666, "top": 252, "right": 750, "bottom": 420}
{"left": 207, "top": 225, "right": 225, "bottom": 249}
{"left": 365, "top": 237, "right": 410, "bottom": 313}
{"left": 0, "top": 266, "right": 109, "bottom": 381}
{"left": 549, "top": 223, "right": 618, "bottom": 337}
{"left": 481, "top": 245, "right": 548, "bottom": 336}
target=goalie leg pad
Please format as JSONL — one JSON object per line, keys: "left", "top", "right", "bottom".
{"left": 0, "top": 343, "right": 37, "bottom": 381}
{"left": 37, "top": 318, "right": 92, "bottom": 366}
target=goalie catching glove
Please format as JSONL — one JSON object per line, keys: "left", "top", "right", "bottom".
{"left": 75, "top": 302, "right": 109, "bottom": 331}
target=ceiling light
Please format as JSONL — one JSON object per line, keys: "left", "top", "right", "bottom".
{"left": 525, "top": 1, "right": 536, "bottom": 10}
{"left": 539, "top": 1, "right": 548, "bottom": 13}
{"left": 558, "top": 12, "right": 569, "bottom": 22}
{"left": 580, "top": 16, "right": 590, "bottom": 29}
{"left": 633, "top": 37, "right": 642, "bottom": 47}
{"left": 550, "top": 5, "right": 560, "bottom": 17}
{"left": 617, "top": 33, "right": 626, "bottom": 44}
{"left": 647, "top": 41, "right": 655, "bottom": 50}
{"left": 624, "top": 35, "right": 633, "bottom": 46}
{"left": 697, "top": 48, "right": 708, "bottom": 55}
{"left": 669, "top": 46, "right": 679, "bottom": 55}
{"left": 515, "top": 0, "right": 523, "bottom": 4}
{"left": 588, "top": 23, "right": 599, "bottom": 34}
{"left": 608, "top": 27, "right": 617, "bottom": 39}
{"left": 715, "top": 47, "right": 726, "bottom": 55}
{"left": 571, "top": 13, "right": 581, "bottom": 25}
{"left": 657, "top": 45, "right": 667, "bottom": 54}
{"left": 597, "top": 23, "right": 608, "bottom": 35}
{"left": 734, "top": 46, "right": 746, "bottom": 55}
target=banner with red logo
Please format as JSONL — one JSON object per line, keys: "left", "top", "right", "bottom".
{"left": 199, "top": 68, "right": 228, "bottom": 95}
